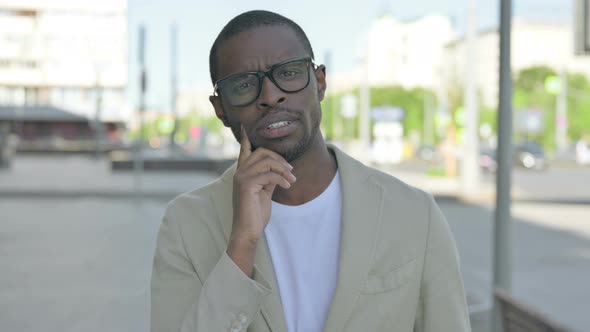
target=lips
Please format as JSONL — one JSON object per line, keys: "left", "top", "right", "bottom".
{"left": 256, "top": 111, "right": 300, "bottom": 140}
{"left": 267, "top": 120, "right": 292, "bottom": 129}
{"left": 260, "top": 120, "right": 299, "bottom": 139}
{"left": 258, "top": 110, "right": 300, "bottom": 139}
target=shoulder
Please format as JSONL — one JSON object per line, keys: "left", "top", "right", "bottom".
{"left": 330, "top": 143, "right": 430, "bottom": 206}
{"left": 364, "top": 164, "right": 437, "bottom": 240}
{"left": 160, "top": 165, "right": 235, "bottom": 254}
{"left": 164, "top": 164, "right": 235, "bottom": 222}
{"left": 157, "top": 167, "right": 235, "bottom": 265}
{"left": 365, "top": 165, "right": 431, "bottom": 203}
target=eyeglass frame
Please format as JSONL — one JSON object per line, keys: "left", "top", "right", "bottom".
{"left": 212, "top": 57, "right": 317, "bottom": 107}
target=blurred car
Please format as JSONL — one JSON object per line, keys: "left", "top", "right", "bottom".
{"left": 415, "top": 144, "right": 438, "bottom": 162}
{"left": 514, "top": 142, "right": 548, "bottom": 170}
{"left": 478, "top": 142, "right": 548, "bottom": 172}
{"left": 0, "top": 124, "right": 16, "bottom": 168}
{"left": 576, "top": 140, "right": 590, "bottom": 165}
{"left": 479, "top": 148, "right": 497, "bottom": 173}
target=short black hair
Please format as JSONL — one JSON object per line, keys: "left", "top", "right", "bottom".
{"left": 209, "top": 10, "right": 315, "bottom": 85}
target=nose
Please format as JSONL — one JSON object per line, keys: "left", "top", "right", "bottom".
{"left": 256, "top": 76, "right": 286, "bottom": 109}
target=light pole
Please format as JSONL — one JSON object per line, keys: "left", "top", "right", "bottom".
{"left": 492, "top": 0, "right": 513, "bottom": 331}
{"left": 134, "top": 25, "right": 147, "bottom": 196}
{"left": 169, "top": 22, "right": 178, "bottom": 154}
{"left": 462, "top": 0, "right": 481, "bottom": 193}
{"left": 94, "top": 66, "right": 104, "bottom": 159}
{"left": 555, "top": 69, "right": 568, "bottom": 153}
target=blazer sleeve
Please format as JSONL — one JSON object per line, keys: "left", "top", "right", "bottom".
{"left": 150, "top": 214, "right": 272, "bottom": 332}
{"left": 414, "top": 194, "right": 471, "bottom": 332}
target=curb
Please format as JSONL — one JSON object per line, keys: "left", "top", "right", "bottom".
{"left": 0, "top": 190, "right": 178, "bottom": 200}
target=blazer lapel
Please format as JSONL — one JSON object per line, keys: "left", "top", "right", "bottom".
{"left": 322, "top": 146, "right": 384, "bottom": 332}
{"left": 214, "top": 165, "right": 288, "bottom": 332}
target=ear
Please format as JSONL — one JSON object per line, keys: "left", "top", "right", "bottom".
{"left": 209, "top": 95, "right": 230, "bottom": 127}
{"left": 315, "top": 64, "right": 327, "bottom": 101}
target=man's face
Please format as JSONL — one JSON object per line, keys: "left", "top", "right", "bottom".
{"left": 210, "top": 25, "right": 326, "bottom": 162}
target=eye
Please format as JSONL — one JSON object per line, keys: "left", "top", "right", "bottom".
{"left": 236, "top": 82, "right": 253, "bottom": 90}
{"left": 280, "top": 70, "right": 298, "bottom": 77}
{"left": 229, "top": 79, "right": 257, "bottom": 94}
{"left": 276, "top": 68, "right": 302, "bottom": 79}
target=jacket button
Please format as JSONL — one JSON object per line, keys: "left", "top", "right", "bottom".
{"left": 229, "top": 320, "right": 242, "bottom": 332}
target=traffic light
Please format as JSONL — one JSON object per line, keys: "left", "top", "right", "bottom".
{"left": 575, "top": 0, "right": 590, "bottom": 55}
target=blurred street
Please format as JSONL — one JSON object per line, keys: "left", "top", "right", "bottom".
{"left": 1, "top": 156, "right": 589, "bottom": 331}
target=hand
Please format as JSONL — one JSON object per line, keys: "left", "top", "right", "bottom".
{"left": 226, "top": 126, "right": 296, "bottom": 276}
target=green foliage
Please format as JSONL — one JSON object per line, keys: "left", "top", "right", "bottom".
{"left": 479, "top": 107, "right": 497, "bottom": 132}
{"left": 320, "top": 94, "right": 337, "bottom": 140}
{"left": 370, "top": 86, "right": 434, "bottom": 140}
{"left": 566, "top": 73, "right": 590, "bottom": 141}
{"left": 513, "top": 66, "right": 590, "bottom": 150}
{"left": 127, "top": 111, "right": 224, "bottom": 142}
{"left": 516, "top": 66, "right": 556, "bottom": 91}
{"left": 322, "top": 86, "right": 438, "bottom": 143}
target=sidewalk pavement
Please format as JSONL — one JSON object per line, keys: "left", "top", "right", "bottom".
{"left": 0, "top": 155, "right": 219, "bottom": 199}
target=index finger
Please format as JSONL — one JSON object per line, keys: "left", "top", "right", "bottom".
{"left": 238, "top": 125, "right": 252, "bottom": 167}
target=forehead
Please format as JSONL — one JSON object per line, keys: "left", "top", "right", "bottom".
{"left": 215, "top": 25, "right": 309, "bottom": 79}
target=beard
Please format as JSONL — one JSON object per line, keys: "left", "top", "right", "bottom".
{"left": 227, "top": 106, "right": 322, "bottom": 162}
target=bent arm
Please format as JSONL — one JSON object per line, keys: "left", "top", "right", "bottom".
{"left": 150, "top": 215, "right": 271, "bottom": 332}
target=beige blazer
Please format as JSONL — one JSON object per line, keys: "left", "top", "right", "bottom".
{"left": 151, "top": 145, "right": 471, "bottom": 332}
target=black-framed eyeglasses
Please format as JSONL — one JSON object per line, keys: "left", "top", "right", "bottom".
{"left": 213, "top": 57, "right": 315, "bottom": 107}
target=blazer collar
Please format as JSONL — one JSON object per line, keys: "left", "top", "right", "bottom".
{"left": 322, "top": 144, "right": 384, "bottom": 332}
{"left": 213, "top": 144, "right": 383, "bottom": 332}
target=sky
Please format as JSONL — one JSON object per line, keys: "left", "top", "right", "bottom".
{"left": 127, "top": 0, "right": 573, "bottom": 110}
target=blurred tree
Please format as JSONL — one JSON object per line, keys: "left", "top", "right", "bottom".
{"left": 513, "top": 66, "right": 557, "bottom": 150}
{"left": 323, "top": 86, "right": 438, "bottom": 143}
{"left": 514, "top": 66, "right": 590, "bottom": 151}
{"left": 566, "top": 72, "right": 590, "bottom": 142}
{"left": 320, "top": 94, "right": 337, "bottom": 140}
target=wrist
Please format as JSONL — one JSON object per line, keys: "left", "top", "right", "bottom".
{"left": 228, "top": 231, "right": 259, "bottom": 250}
{"left": 226, "top": 232, "right": 258, "bottom": 277}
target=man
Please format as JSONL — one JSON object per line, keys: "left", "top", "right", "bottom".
{"left": 151, "top": 10, "right": 470, "bottom": 332}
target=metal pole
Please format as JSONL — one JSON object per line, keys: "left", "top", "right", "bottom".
{"left": 423, "top": 94, "right": 433, "bottom": 145}
{"left": 94, "top": 82, "right": 103, "bottom": 159}
{"left": 360, "top": 48, "right": 371, "bottom": 157}
{"left": 556, "top": 69, "right": 568, "bottom": 152}
{"left": 492, "top": 0, "right": 513, "bottom": 331}
{"left": 134, "top": 25, "right": 147, "bottom": 196}
{"left": 462, "top": 0, "right": 480, "bottom": 193}
{"left": 169, "top": 22, "right": 178, "bottom": 154}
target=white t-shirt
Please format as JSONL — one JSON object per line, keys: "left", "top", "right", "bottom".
{"left": 264, "top": 171, "right": 342, "bottom": 332}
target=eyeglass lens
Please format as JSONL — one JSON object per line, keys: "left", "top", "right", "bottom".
{"left": 218, "top": 59, "right": 310, "bottom": 106}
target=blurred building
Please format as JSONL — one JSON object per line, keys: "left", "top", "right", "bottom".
{"left": 0, "top": 105, "right": 126, "bottom": 152}
{"left": 443, "top": 19, "right": 590, "bottom": 108}
{"left": 330, "top": 13, "right": 456, "bottom": 98}
{"left": 0, "top": 0, "right": 128, "bottom": 122}
{"left": 176, "top": 89, "right": 215, "bottom": 119}
{"left": 366, "top": 13, "right": 456, "bottom": 89}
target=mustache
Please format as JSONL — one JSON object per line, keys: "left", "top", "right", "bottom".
{"left": 261, "top": 107, "right": 302, "bottom": 117}
{"left": 256, "top": 107, "right": 302, "bottom": 128}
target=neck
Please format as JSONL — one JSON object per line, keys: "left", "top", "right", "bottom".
{"left": 272, "top": 135, "right": 337, "bottom": 206}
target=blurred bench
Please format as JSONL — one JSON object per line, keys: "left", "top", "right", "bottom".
{"left": 495, "top": 289, "right": 572, "bottom": 332}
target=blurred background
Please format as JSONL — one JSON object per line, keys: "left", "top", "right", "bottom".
{"left": 0, "top": 0, "right": 589, "bottom": 331}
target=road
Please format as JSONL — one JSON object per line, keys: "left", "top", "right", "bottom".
{"left": 439, "top": 199, "right": 590, "bottom": 332}
{"left": 484, "top": 166, "right": 590, "bottom": 203}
